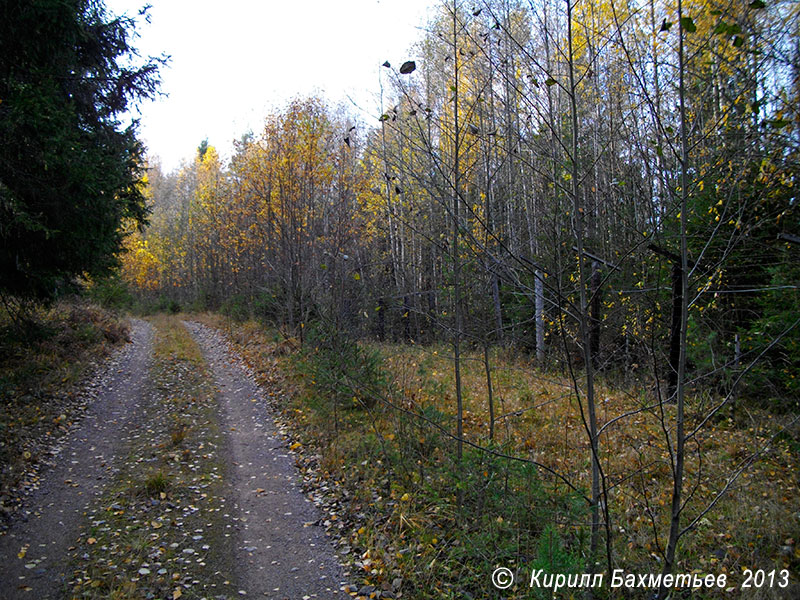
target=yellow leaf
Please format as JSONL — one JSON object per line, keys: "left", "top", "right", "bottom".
{"left": 87, "top": 537, "right": 96, "bottom": 545}
{"left": 173, "top": 589, "right": 183, "bottom": 600}
{"left": 151, "top": 521, "right": 163, "bottom": 529}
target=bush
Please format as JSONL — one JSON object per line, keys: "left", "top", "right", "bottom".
{"left": 252, "top": 288, "right": 284, "bottom": 324}
{"left": 296, "top": 320, "right": 386, "bottom": 409}
{"left": 221, "top": 293, "right": 251, "bottom": 322}
{"left": 743, "top": 265, "right": 800, "bottom": 410}
{"left": 85, "top": 275, "right": 133, "bottom": 310}
{"left": 529, "top": 524, "right": 585, "bottom": 599}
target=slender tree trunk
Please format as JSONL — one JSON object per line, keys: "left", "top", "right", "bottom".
{"left": 590, "top": 261, "right": 602, "bottom": 370}
{"left": 535, "top": 271, "right": 545, "bottom": 362}
{"left": 491, "top": 267, "right": 503, "bottom": 343}
{"left": 542, "top": 0, "right": 559, "bottom": 366}
{"left": 484, "top": 343, "right": 495, "bottom": 442}
{"left": 668, "top": 263, "right": 683, "bottom": 401}
{"left": 377, "top": 297, "right": 386, "bottom": 341}
{"left": 451, "top": 0, "right": 464, "bottom": 467}
{"left": 659, "top": 2, "right": 690, "bottom": 594}
{"left": 566, "top": 0, "right": 602, "bottom": 570}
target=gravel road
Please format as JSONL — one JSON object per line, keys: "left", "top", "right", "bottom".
{"left": 184, "top": 321, "right": 347, "bottom": 599}
{"left": 0, "top": 319, "right": 154, "bottom": 599}
{"left": 0, "top": 317, "right": 346, "bottom": 599}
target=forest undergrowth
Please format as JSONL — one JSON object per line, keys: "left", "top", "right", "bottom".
{"left": 204, "top": 313, "right": 800, "bottom": 599}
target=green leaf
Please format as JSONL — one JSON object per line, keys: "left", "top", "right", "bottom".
{"left": 714, "top": 23, "right": 741, "bottom": 36}
{"left": 544, "top": 77, "right": 557, "bottom": 87}
{"left": 660, "top": 19, "right": 672, "bottom": 32}
{"left": 712, "top": 23, "right": 730, "bottom": 35}
{"left": 749, "top": 0, "right": 766, "bottom": 9}
{"left": 768, "top": 119, "right": 790, "bottom": 130}
{"left": 680, "top": 17, "right": 697, "bottom": 33}
{"left": 379, "top": 114, "right": 390, "bottom": 122}
{"left": 732, "top": 35, "right": 744, "bottom": 47}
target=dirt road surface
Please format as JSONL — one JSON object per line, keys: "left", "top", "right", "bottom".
{"left": 0, "top": 319, "right": 154, "bottom": 599}
{"left": 185, "top": 321, "right": 346, "bottom": 599}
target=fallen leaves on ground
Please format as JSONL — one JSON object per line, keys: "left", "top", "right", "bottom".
{"left": 67, "top": 316, "right": 236, "bottom": 599}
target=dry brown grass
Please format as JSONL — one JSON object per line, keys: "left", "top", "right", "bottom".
{"left": 379, "top": 342, "right": 800, "bottom": 589}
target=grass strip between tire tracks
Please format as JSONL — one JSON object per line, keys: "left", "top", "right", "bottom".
{"left": 68, "top": 315, "right": 238, "bottom": 600}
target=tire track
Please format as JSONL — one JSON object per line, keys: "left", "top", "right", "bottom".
{"left": 0, "top": 319, "right": 154, "bottom": 599}
{"left": 184, "top": 321, "right": 346, "bottom": 599}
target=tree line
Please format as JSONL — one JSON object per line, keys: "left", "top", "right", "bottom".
{"left": 128, "top": 0, "right": 797, "bottom": 403}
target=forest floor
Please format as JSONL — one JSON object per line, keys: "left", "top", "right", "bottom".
{"left": 0, "top": 313, "right": 354, "bottom": 599}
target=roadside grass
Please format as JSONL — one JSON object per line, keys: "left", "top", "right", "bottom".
{"left": 68, "top": 315, "right": 236, "bottom": 600}
{"left": 0, "top": 300, "right": 128, "bottom": 523}
{"left": 377, "top": 343, "right": 800, "bottom": 597}
{"left": 199, "top": 315, "right": 800, "bottom": 598}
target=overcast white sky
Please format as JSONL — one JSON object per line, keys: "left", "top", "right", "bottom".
{"left": 106, "top": 0, "right": 436, "bottom": 171}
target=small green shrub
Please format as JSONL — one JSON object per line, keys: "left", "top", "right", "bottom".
{"left": 143, "top": 470, "right": 168, "bottom": 496}
{"left": 528, "top": 524, "right": 586, "bottom": 599}
{"left": 252, "top": 288, "right": 284, "bottom": 324}
{"left": 84, "top": 275, "right": 133, "bottom": 310}
{"left": 296, "top": 320, "right": 386, "bottom": 409}
{"left": 158, "top": 296, "right": 182, "bottom": 314}
{"left": 221, "top": 293, "right": 250, "bottom": 322}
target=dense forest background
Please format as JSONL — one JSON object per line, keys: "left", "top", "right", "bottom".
{"left": 4, "top": 0, "right": 798, "bottom": 596}
{"left": 121, "top": 0, "right": 798, "bottom": 408}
